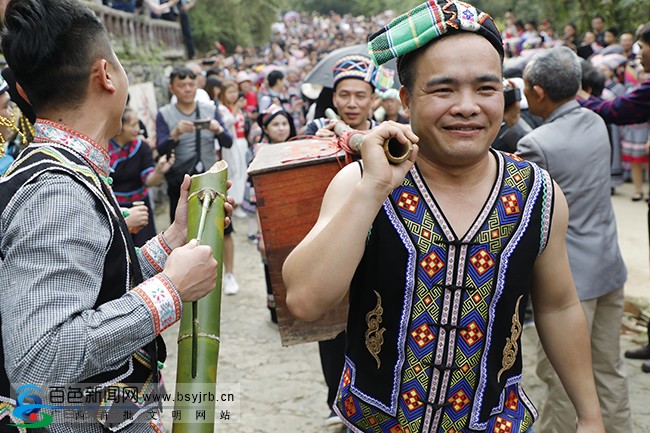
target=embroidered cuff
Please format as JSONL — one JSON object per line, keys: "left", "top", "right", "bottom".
{"left": 141, "top": 233, "right": 173, "bottom": 272}
{"left": 133, "top": 274, "right": 182, "bottom": 335}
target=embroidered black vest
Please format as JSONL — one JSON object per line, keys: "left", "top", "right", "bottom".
{"left": 0, "top": 145, "right": 165, "bottom": 432}
{"left": 335, "top": 151, "right": 554, "bottom": 433}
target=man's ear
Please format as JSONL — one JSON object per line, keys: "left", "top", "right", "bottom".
{"left": 533, "top": 84, "right": 545, "bottom": 102}
{"left": 399, "top": 86, "right": 409, "bottom": 110}
{"left": 332, "top": 89, "right": 340, "bottom": 111}
{"left": 98, "top": 59, "right": 117, "bottom": 94}
{"left": 15, "top": 82, "right": 30, "bottom": 104}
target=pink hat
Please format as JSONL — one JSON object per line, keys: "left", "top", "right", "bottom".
{"left": 236, "top": 71, "right": 252, "bottom": 84}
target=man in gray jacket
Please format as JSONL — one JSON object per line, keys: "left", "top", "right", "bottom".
{"left": 517, "top": 46, "right": 630, "bottom": 433}
{"left": 156, "top": 66, "right": 232, "bottom": 222}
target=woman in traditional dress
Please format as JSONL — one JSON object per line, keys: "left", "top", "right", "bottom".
{"left": 109, "top": 108, "right": 174, "bottom": 246}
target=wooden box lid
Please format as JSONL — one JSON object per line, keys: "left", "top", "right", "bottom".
{"left": 248, "top": 138, "right": 345, "bottom": 176}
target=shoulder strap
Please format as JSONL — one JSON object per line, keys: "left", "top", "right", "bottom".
{"left": 195, "top": 104, "right": 202, "bottom": 166}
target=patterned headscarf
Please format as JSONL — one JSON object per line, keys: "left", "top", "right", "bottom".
{"left": 258, "top": 103, "right": 288, "bottom": 127}
{"left": 257, "top": 103, "right": 296, "bottom": 142}
{"left": 0, "top": 75, "right": 8, "bottom": 95}
{"left": 367, "top": 0, "right": 503, "bottom": 67}
{"left": 332, "top": 55, "right": 377, "bottom": 89}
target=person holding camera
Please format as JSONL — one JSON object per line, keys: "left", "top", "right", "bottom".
{"left": 157, "top": 68, "right": 239, "bottom": 297}
{"left": 156, "top": 66, "right": 232, "bottom": 223}
{"left": 516, "top": 46, "right": 631, "bottom": 433}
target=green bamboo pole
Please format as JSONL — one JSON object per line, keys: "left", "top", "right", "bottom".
{"left": 173, "top": 161, "right": 228, "bottom": 433}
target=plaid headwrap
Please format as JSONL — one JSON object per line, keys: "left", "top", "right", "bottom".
{"left": 367, "top": 0, "right": 503, "bottom": 67}
{"left": 332, "top": 55, "right": 377, "bottom": 89}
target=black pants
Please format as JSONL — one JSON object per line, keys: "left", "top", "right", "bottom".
{"left": 167, "top": 177, "right": 182, "bottom": 223}
{"left": 179, "top": 11, "right": 195, "bottom": 59}
{"left": 319, "top": 331, "right": 346, "bottom": 408}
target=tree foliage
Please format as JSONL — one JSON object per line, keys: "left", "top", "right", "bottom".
{"left": 189, "top": 0, "right": 282, "bottom": 54}
{"left": 189, "top": 0, "right": 650, "bottom": 55}
{"left": 474, "top": 0, "right": 650, "bottom": 34}
{"left": 284, "top": 0, "right": 650, "bottom": 36}
{"left": 285, "top": 0, "right": 421, "bottom": 16}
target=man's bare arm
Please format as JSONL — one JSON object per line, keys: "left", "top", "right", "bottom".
{"left": 530, "top": 185, "right": 605, "bottom": 433}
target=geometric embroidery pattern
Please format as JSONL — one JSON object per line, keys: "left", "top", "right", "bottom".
{"left": 494, "top": 415, "right": 514, "bottom": 433}
{"left": 344, "top": 395, "right": 357, "bottom": 417}
{"left": 398, "top": 191, "right": 420, "bottom": 213}
{"left": 460, "top": 321, "right": 484, "bottom": 346}
{"left": 459, "top": 299, "right": 491, "bottom": 334}
{"left": 410, "top": 323, "right": 435, "bottom": 348}
{"left": 385, "top": 177, "right": 446, "bottom": 433}
{"left": 504, "top": 162, "right": 529, "bottom": 192}
{"left": 506, "top": 390, "right": 519, "bottom": 411}
{"left": 434, "top": 157, "right": 535, "bottom": 433}
{"left": 476, "top": 222, "right": 512, "bottom": 252}
{"left": 448, "top": 389, "right": 471, "bottom": 412}
{"left": 343, "top": 368, "right": 351, "bottom": 388}
{"left": 469, "top": 249, "right": 495, "bottom": 275}
{"left": 420, "top": 251, "right": 444, "bottom": 278}
{"left": 0, "top": 402, "right": 18, "bottom": 427}
{"left": 401, "top": 389, "right": 423, "bottom": 412}
{"left": 355, "top": 404, "right": 393, "bottom": 431}
{"left": 501, "top": 193, "right": 520, "bottom": 216}
{"left": 336, "top": 155, "right": 537, "bottom": 433}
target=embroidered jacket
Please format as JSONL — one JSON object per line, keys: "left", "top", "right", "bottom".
{"left": 335, "top": 151, "right": 554, "bottom": 433}
{"left": 0, "top": 120, "right": 181, "bottom": 432}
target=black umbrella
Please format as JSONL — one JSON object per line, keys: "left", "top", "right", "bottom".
{"left": 301, "top": 44, "right": 400, "bottom": 99}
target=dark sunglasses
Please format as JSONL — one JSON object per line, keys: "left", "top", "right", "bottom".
{"left": 170, "top": 71, "right": 197, "bottom": 81}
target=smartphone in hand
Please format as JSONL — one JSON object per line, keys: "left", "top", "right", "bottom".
{"left": 193, "top": 119, "right": 211, "bottom": 130}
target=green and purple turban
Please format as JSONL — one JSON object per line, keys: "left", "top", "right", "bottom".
{"left": 367, "top": 0, "right": 504, "bottom": 67}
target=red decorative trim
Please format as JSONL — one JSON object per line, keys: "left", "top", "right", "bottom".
{"left": 133, "top": 285, "right": 161, "bottom": 335}
{"left": 158, "top": 232, "right": 173, "bottom": 255}
{"left": 141, "top": 249, "right": 160, "bottom": 272}
{"left": 141, "top": 233, "right": 173, "bottom": 273}
{"left": 36, "top": 118, "right": 109, "bottom": 160}
{"left": 133, "top": 274, "right": 182, "bottom": 335}
{"left": 33, "top": 119, "right": 111, "bottom": 176}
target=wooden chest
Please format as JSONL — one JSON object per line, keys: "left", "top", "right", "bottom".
{"left": 248, "top": 138, "right": 349, "bottom": 346}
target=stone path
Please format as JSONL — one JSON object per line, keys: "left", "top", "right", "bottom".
{"left": 155, "top": 181, "right": 650, "bottom": 433}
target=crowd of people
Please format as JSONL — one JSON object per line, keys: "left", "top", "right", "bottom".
{"left": 0, "top": 0, "right": 650, "bottom": 432}
{"left": 103, "top": 0, "right": 198, "bottom": 59}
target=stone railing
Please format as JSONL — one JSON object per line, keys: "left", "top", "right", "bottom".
{"left": 85, "top": 1, "right": 185, "bottom": 59}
